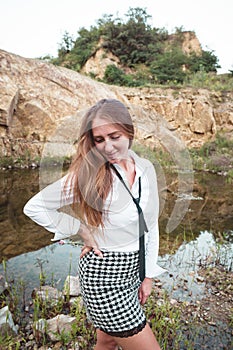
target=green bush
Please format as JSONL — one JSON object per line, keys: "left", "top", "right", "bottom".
{"left": 103, "top": 64, "right": 143, "bottom": 87}
{"left": 47, "top": 7, "right": 225, "bottom": 89}
{"left": 103, "top": 65, "right": 126, "bottom": 85}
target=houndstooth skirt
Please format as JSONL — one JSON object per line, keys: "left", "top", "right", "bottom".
{"left": 78, "top": 250, "right": 147, "bottom": 337}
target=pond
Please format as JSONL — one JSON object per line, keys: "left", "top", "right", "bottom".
{"left": 0, "top": 168, "right": 232, "bottom": 302}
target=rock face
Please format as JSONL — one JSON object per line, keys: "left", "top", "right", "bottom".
{"left": 167, "top": 31, "right": 202, "bottom": 56}
{"left": 81, "top": 47, "right": 120, "bottom": 80}
{"left": 0, "top": 49, "right": 116, "bottom": 160}
{"left": 0, "top": 49, "right": 232, "bottom": 160}
{"left": 82, "top": 31, "right": 202, "bottom": 79}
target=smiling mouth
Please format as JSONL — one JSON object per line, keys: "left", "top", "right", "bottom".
{"left": 106, "top": 153, "right": 118, "bottom": 161}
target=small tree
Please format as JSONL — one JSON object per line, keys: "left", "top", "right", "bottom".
{"left": 103, "top": 65, "right": 126, "bottom": 85}
{"left": 188, "top": 50, "right": 220, "bottom": 73}
{"left": 150, "top": 48, "right": 188, "bottom": 84}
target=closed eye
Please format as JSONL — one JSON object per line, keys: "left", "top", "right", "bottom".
{"left": 94, "top": 133, "right": 122, "bottom": 144}
{"left": 111, "top": 135, "right": 121, "bottom": 140}
{"left": 94, "top": 137, "right": 104, "bottom": 144}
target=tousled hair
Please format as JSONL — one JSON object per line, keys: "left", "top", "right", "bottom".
{"left": 65, "top": 99, "right": 134, "bottom": 228}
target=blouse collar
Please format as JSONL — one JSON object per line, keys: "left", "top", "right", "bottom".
{"left": 112, "top": 149, "right": 146, "bottom": 185}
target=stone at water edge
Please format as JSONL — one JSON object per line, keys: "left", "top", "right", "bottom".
{"left": 0, "top": 305, "right": 18, "bottom": 336}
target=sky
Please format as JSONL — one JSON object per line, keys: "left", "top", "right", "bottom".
{"left": 0, "top": 0, "right": 232, "bottom": 74}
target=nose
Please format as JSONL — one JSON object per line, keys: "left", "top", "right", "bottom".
{"left": 104, "top": 140, "right": 114, "bottom": 153}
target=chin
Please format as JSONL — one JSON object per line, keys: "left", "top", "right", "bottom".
{"left": 107, "top": 155, "right": 122, "bottom": 164}
{"left": 108, "top": 159, "right": 118, "bottom": 164}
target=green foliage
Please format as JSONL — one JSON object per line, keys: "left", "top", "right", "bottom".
{"left": 103, "top": 64, "right": 126, "bottom": 85}
{"left": 1, "top": 254, "right": 232, "bottom": 349}
{"left": 145, "top": 290, "right": 184, "bottom": 349}
{"left": 226, "top": 169, "right": 233, "bottom": 184}
{"left": 185, "top": 71, "right": 233, "bottom": 91}
{"left": 133, "top": 134, "right": 233, "bottom": 177}
{"left": 103, "top": 64, "right": 142, "bottom": 87}
{"left": 188, "top": 50, "right": 221, "bottom": 73}
{"left": 150, "top": 47, "right": 188, "bottom": 84}
{"left": 101, "top": 7, "right": 166, "bottom": 67}
{"left": 0, "top": 156, "right": 15, "bottom": 168}
{"left": 132, "top": 142, "right": 174, "bottom": 169}
{"left": 48, "top": 7, "right": 226, "bottom": 88}
{"left": 190, "top": 133, "right": 233, "bottom": 174}
{"left": 52, "top": 26, "right": 100, "bottom": 70}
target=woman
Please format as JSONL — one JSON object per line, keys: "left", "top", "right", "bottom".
{"left": 24, "top": 99, "right": 165, "bottom": 350}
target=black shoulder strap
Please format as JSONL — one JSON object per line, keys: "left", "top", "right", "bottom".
{"left": 111, "top": 164, "right": 148, "bottom": 281}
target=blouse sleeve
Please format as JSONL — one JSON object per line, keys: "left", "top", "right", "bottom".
{"left": 145, "top": 222, "right": 167, "bottom": 277}
{"left": 23, "top": 175, "right": 80, "bottom": 241}
{"left": 145, "top": 163, "right": 167, "bottom": 278}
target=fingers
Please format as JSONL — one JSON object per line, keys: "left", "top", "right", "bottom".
{"left": 138, "top": 280, "right": 152, "bottom": 305}
{"left": 80, "top": 246, "right": 92, "bottom": 258}
{"left": 79, "top": 224, "right": 103, "bottom": 258}
{"left": 80, "top": 246, "right": 103, "bottom": 259}
{"left": 141, "top": 294, "right": 148, "bottom": 305}
{"left": 93, "top": 248, "right": 104, "bottom": 258}
{"left": 139, "top": 291, "right": 148, "bottom": 305}
{"left": 139, "top": 290, "right": 147, "bottom": 305}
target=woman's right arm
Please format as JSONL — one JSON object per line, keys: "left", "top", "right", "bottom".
{"left": 23, "top": 175, "right": 80, "bottom": 241}
{"left": 78, "top": 223, "right": 103, "bottom": 258}
{"left": 23, "top": 175, "right": 103, "bottom": 257}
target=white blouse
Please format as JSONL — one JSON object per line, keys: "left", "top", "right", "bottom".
{"left": 23, "top": 150, "right": 166, "bottom": 278}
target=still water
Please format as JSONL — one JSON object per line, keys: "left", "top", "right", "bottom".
{"left": 0, "top": 168, "right": 232, "bottom": 301}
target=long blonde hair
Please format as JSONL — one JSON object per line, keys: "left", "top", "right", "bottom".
{"left": 66, "top": 99, "right": 134, "bottom": 228}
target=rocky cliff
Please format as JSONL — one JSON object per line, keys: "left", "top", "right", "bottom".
{"left": 0, "top": 49, "right": 232, "bottom": 162}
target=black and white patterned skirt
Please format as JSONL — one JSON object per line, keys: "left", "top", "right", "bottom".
{"left": 78, "top": 250, "right": 147, "bottom": 337}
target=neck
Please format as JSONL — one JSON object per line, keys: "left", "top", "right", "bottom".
{"left": 116, "top": 156, "right": 136, "bottom": 188}
{"left": 118, "top": 156, "right": 134, "bottom": 171}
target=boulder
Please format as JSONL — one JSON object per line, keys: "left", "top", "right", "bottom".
{"left": 0, "top": 305, "right": 18, "bottom": 336}
{"left": 32, "top": 285, "right": 64, "bottom": 306}
{"left": 63, "top": 275, "right": 81, "bottom": 297}
{"left": 34, "top": 314, "right": 77, "bottom": 342}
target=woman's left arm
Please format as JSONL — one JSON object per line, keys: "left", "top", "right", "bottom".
{"left": 144, "top": 163, "right": 160, "bottom": 278}
{"left": 138, "top": 277, "right": 153, "bottom": 305}
{"left": 138, "top": 163, "right": 166, "bottom": 304}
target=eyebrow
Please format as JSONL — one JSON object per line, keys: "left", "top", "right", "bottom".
{"left": 93, "top": 131, "right": 122, "bottom": 138}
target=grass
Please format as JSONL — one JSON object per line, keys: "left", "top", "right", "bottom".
{"left": 1, "top": 243, "right": 233, "bottom": 349}
{"left": 132, "top": 142, "right": 175, "bottom": 170}
{"left": 1, "top": 130, "right": 232, "bottom": 178}
{"left": 0, "top": 256, "right": 187, "bottom": 349}
{"left": 185, "top": 71, "right": 233, "bottom": 92}
{"left": 145, "top": 289, "right": 184, "bottom": 349}
{"left": 133, "top": 132, "right": 233, "bottom": 182}
{"left": 0, "top": 153, "right": 71, "bottom": 170}
{"left": 190, "top": 132, "right": 233, "bottom": 181}
{"left": 2, "top": 274, "right": 230, "bottom": 349}
{"left": 140, "top": 72, "right": 233, "bottom": 92}
{"left": 0, "top": 277, "right": 186, "bottom": 349}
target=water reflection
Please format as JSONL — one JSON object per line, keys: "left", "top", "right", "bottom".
{"left": 1, "top": 169, "right": 233, "bottom": 259}
{"left": 0, "top": 169, "right": 52, "bottom": 260}
{"left": 159, "top": 230, "right": 233, "bottom": 301}
{"left": 0, "top": 243, "right": 80, "bottom": 297}
{"left": 0, "top": 168, "right": 232, "bottom": 299}
{"left": 0, "top": 230, "right": 231, "bottom": 302}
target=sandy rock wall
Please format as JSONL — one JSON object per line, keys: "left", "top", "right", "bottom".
{"left": 0, "top": 49, "right": 232, "bottom": 160}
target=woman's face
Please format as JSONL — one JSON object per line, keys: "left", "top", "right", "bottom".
{"left": 92, "top": 117, "right": 130, "bottom": 164}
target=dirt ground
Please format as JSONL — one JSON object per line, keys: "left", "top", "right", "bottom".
{"left": 177, "top": 265, "right": 233, "bottom": 349}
